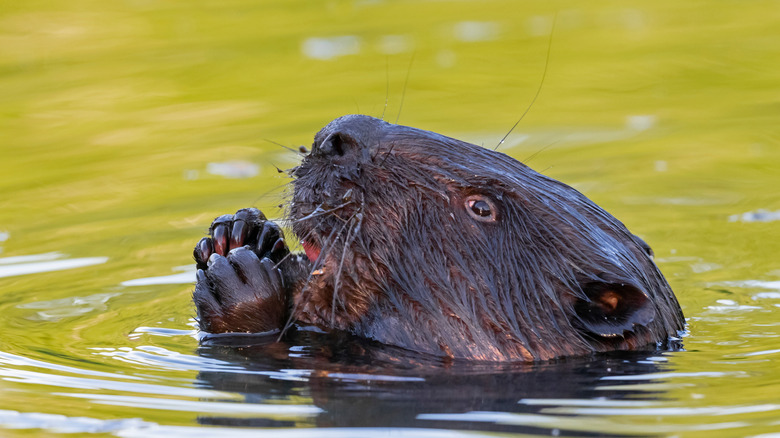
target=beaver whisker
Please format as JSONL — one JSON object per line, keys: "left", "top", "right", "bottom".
{"left": 281, "top": 216, "right": 320, "bottom": 245}
{"left": 395, "top": 52, "right": 415, "bottom": 125}
{"left": 279, "top": 206, "right": 361, "bottom": 338}
{"left": 371, "top": 139, "right": 382, "bottom": 161}
{"left": 381, "top": 58, "right": 389, "bottom": 122}
{"left": 289, "top": 200, "right": 356, "bottom": 224}
{"left": 249, "top": 181, "right": 295, "bottom": 208}
{"left": 330, "top": 213, "right": 353, "bottom": 225}
{"left": 522, "top": 140, "right": 560, "bottom": 164}
{"left": 271, "top": 248, "right": 294, "bottom": 271}
{"left": 263, "top": 138, "right": 307, "bottom": 156}
{"left": 311, "top": 210, "right": 360, "bottom": 321}
{"left": 330, "top": 211, "right": 361, "bottom": 326}
{"left": 278, "top": 219, "right": 346, "bottom": 339}
{"left": 377, "top": 140, "right": 397, "bottom": 168}
{"left": 494, "top": 14, "right": 555, "bottom": 151}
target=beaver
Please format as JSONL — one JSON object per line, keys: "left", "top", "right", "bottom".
{"left": 193, "top": 114, "right": 685, "bottom": 362}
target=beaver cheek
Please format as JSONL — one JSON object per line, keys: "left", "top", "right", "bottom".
{"left": 573, "top": 282, "right": 656, "bottom": 338}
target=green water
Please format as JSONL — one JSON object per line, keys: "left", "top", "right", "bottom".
{"left": 1, "top": 0, "right": 779, "bottom": 436}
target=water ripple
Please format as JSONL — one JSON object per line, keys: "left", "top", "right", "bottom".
{"left": 0, "top": 252, "right": 108, "bottom": 278}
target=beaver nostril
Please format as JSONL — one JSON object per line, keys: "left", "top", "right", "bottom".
{"left": 318, "top": 133, "right": 346, "bottom": 156}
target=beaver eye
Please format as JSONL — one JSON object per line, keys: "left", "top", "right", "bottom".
{"left": 465, "top": 195, "right": 498, "bottom": 222}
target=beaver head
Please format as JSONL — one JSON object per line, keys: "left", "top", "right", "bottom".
{"left": 289, "top": 114, "right": 684, "bottom": 362}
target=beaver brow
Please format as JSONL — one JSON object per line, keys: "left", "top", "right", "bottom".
{"left": 449, "top": 178, "right": 510, "bottom": 196}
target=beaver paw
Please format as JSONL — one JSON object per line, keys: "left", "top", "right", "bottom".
{"left": 193, "top": 208, "right": 290, "bottom": 334}
{"left": 194, "top": 208, "right": 288, "bottom": 270}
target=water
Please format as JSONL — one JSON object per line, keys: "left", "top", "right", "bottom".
{"left": 1, "top": 1, "right": 779, "bottom": 436}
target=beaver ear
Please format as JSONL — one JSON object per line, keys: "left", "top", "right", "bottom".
{"left": 573, "top": 282, "right": 655, "bottom": 337}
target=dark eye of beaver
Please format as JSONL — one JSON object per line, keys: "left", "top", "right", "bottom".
{"left": 465, "top": 195, "right": 498, "bottom": 222}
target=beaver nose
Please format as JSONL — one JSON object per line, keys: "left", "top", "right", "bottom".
{"left": 312, "top": 114, "right": 389, "bottom": 157}
{"left": 316, "top": 132, "right": 352, "bottom": 157}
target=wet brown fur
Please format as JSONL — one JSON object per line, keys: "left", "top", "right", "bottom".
{"left": 194, "top": 115, "right": 685, "bottom": 362}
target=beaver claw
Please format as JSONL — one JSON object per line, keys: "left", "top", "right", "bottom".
{"left": 193, "top": 208, "right": 290, "bottom": 334}
{"left": 194, "top": 208, "right": 289, "bottom": 269}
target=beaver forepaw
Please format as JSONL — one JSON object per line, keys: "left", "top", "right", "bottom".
{"left": 193, "top": 208, "right": 289, "bottom": 269}
{"left": 192, "top": 208, "right": 291, "bottom": 334}
{"left": 193, "top": 247, "right": 288, "bottom": 334}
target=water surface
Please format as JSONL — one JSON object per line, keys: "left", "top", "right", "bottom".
{"left": 1, "top": 1, "right": 779, "bottom": 437}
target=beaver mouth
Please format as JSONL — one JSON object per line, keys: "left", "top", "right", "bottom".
{"left": 291, "top": 190, "right": 361, "bottom": 267}
{"left": 291, "top": 204, "right": 337, "bottom": 265}
{"left": 301, "top": 239, "right": 321, "bottom": 263}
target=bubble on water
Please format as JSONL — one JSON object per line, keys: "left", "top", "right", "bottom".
{"left": 453, "top": 21, "right": 500, "bottom": 42}
{"left": 182, "top": 169, "right": 199, "bottom": 180}
{"left": 690, "top": 262, "right": 721, "bottom": 274}
{"left": 301, "top": 36, "right": 361, "bottom": 60}
{"left": 728, "top": 209, "right": 780, "bottom": 223}
{"left": 621, "top": 8, "right": 646, "bottom": 30}
{"left": 525, "top": 15, "right": 553, "bottom": 37}
{"left": 377, "top": 34, "right": 412, "bottom": 54}
{"left": 206, "top": 160, "right": 259, "bottom": 179}
{"left": 17, "top": 292, "right": 120, "bottom": 321}
{"left": 436, "top": 50, "right": 456, "bottom": 68}
{"left": 626, "top": 115, "right": 656, "bottom": 131}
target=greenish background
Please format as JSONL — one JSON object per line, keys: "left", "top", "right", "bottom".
{"left": 1, "top": 0, "right": 779, "bottom": 436}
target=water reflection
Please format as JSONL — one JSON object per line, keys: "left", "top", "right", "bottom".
{"left": 0, "top": 252, "right": 108, "bottom": 279}
{"left": 728, "top": 209, "right": 780, "bottom": 223}
{"left": 120, "top": 265, "right": 195, "bottom": 287}
{"left": 0, "top": 410, "right": 153, "bottom": 435}
{"left": 194, "top": 333, "right": 679, "bottom": 436}
{"left": 17, "top": 292, "right": 119, "bottom": 321}
{"left": 301, "top": 36, "right": 362, "bottom": 61}
{"left": 2, "top": 0, "right": 779, "bottom": 435}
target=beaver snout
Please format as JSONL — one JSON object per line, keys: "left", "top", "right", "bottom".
{"left": 311, "top": 114, "right": 390, "bottom": 159}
